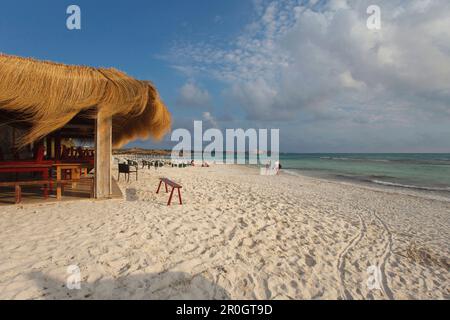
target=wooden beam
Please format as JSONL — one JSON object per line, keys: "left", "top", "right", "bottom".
{"left": 94, "top": 108, "right": 112, "bottom": 199}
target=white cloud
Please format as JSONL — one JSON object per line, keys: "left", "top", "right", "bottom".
{"left": 202, "top": 111, "right": 219, "bottom": 128}
{"left": 168, "top": 0, "right": 450, "bottom": 151}
{"left": 176, "top": 81, "right": 211, "bottom": 108}
{"left": 339, "top": 71, "right": 366, "bottom": 90}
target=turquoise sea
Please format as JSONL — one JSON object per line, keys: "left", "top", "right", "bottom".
{"left": 158, "top": 152, "right": 450, "bottom": 196}
{"left": 278, "top": 153, "right": 450, "bottom": 195}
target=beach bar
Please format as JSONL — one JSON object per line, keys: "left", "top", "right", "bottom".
{"left": 0, "top": 54, "right": 171, "bottom": 203}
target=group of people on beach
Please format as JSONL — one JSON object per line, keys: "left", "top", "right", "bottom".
{"left": 264, "top": 160, "right": 281, "bottom": 175}
{"left": 190, "top": 160, "right": 210, "bottom": 167}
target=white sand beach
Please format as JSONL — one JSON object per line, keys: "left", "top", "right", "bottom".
{"left": 0, "top": 164, "right": 448, "bottom": 300}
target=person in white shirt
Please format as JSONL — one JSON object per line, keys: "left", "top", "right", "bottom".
{"left": 275, "top": 160, "right": 280, "bottom": 175}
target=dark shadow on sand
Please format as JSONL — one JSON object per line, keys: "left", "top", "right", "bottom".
{"left": 28, "top": 271, "right": 230, "bottom": 300}
{"left": 125, "top": 188, "right": 138, "bottom": 201}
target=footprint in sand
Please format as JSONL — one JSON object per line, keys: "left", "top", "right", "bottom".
{"left": 305, "top": 254, "right": 316, "bottom": 267}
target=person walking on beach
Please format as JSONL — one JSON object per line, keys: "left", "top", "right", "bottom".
{"left": 275, "top": 160, "right": 280, "bottom": 175}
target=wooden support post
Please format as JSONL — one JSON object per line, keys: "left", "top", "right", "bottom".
{"left": 156, "top": 180, "right": 162, "bottom": 194}
{"left": 167, "top": 187, "right": 175, "bottom": 206}
{"left": 15, "top": 184, "right": 21, "bottom": 204}
{"left": 50, "top": 136, "right": 55, "bottom": 159}
{"left": 178, "top": 188, "right": 183, "bottom": 205}
{"left": 56, "top": 166, "right": 62, "bottom": 200}
{"left": 94, "top": 108, "right": 112, "bottom": 199}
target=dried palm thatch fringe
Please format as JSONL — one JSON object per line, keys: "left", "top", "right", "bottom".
{"left": 0, "top": 53, "right": 171, "bottom": 147}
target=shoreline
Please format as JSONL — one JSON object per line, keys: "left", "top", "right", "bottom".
{"left": 279, "top": 168, "right": 450, "bottom": 204}
{"left": 116, "top": 152, "right": 450, "bottom": 202}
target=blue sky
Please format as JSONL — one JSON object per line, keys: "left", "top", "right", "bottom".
{"left": 0, "top": 0, "right": 246, "bottom": 99}
{"left": 1, "top": 0, "right": 449, "bottom": 152}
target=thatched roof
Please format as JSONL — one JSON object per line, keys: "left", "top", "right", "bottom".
{"left": 0, "top": 54, "right": 171, "bottom": 147}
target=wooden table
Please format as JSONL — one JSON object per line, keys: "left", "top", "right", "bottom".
{"left": 53, "top": 163, "right": 82, "bottom": 200}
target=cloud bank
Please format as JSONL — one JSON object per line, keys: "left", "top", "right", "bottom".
{"left": 168, "top": 0, "right": 450, "bottom": 152}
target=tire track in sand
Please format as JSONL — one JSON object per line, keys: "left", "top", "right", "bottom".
{"left": 373, "top": 212, "right": 394, "bottom": 300}
{"left": 337, "top": 212, "right": 366, "bottom": 300}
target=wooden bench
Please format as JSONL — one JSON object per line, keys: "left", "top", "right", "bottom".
{"left": 0, "top": 180, "right": 51, "bottom": 204}
{"left": 156, "top": 178, "right": 183, "bottom": 206}
{"left": 0, "top": 178, "right": 94, "bottom": 204}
